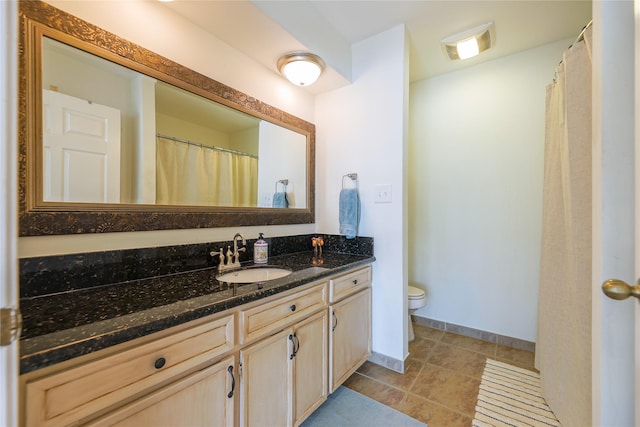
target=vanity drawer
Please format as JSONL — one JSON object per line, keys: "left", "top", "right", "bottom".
{"left": 329, "top": 266, "right": 372, "bottom": 303}
{"left": 23, "top": 314, "right": 234, "bottom": 427}
{"left": 239, "top": 282, "right": 327, "bottom": 344}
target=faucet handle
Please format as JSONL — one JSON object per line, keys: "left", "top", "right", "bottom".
{"left": 210, "top": 248, "right": 225, "bottom": 264}
{"left": 226, "top": 246, "right": 233, "bottom": 264}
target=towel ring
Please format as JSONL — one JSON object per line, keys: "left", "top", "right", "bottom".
{"left": 275, "top": 179, "right": 289, "bottom": 192}
{"left": 342, "top": 173, "right": 358, "bottom": 190}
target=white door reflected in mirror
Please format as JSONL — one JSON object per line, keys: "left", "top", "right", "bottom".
{"left": 42, "top": 89, "right": 121, "bottom": 203}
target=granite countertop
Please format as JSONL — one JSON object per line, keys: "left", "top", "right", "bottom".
{"left": 20, "top": 251, "right": 374, "bottom": 374}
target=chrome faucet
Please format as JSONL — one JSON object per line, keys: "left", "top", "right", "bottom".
{"left": 211, "top": 233, "right": 246, "bottom": 272}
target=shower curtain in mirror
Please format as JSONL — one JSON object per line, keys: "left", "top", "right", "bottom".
{"left": 156, "top": 137, "right": 258, "bottom": 206}
{"left": 536, "top": 27, "right": 592, "bottom": 427}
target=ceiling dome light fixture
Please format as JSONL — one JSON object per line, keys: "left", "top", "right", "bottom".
{"left": 277, "top": 52, "right": 325, "bottom": 86}
{"left": 441, "top": 22, "right": 495, "bottom": 61}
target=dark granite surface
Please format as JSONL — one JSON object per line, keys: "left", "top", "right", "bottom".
{"left": 19, "top": 234, "right": 374, "bottom": 374}
{"left": 20, "top": 234, "right": 374, "bottom": 298}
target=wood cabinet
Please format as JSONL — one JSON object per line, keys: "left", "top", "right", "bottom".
{"left": 328, "top": 266, "right": 372, "bottom": 392}
{"left": 239, "top": 283, "right": 328, "bottom": 427}
{"left": 239, "top": 328, "right": 292, "bottom": 427}
{"left": 292, "top": 311, "right": 328, "bottom": 425}
{"left": 21, "top": 265, "right": 371, "bottom": 427}
{"left": 22, "top": 314, "right": 235, "bottom": 427}
{"left": 329, "top": 265, "right": 372, "bottom": 304}
{"left": 239, "top": 281, "right": 327, "bottom": 345}
{"left": 87, "top": 356, "right": 236, "bottom": 427}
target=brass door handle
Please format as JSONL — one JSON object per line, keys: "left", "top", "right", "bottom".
{"left": 0, "top": 308, "right": 22, "bottom": 347}
{"left": 602, "top": 279, "right": 640, "bottom": 300}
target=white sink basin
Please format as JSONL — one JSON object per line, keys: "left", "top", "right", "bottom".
{"left": 216, "top": 267, "right": 292, "bottom": 283}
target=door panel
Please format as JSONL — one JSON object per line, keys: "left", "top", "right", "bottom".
{"left": 329, "top": 289, "right": 371, "bottom": 392}
{"left": 42, "top": 89, "right": 121, "bottom": 203}
{"left": 240, "top": 329, "right": 292, "bottom": 427}
{"left": 293, "top": 311, "right": 327, "bottom": 425}
{"left": 592, "top": 2, "right": 638, "bottom": 425}
{"left": 0, "top": 1, "right": 19, "bottom": 425}
{"left": 634, "top": 3, "right": 640, "bottom": 423}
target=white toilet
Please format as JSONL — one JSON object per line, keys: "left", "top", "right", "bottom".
{"left": 408, "top": 285, "right": 426, "bottom": 341}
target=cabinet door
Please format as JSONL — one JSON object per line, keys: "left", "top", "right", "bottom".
{"left": 293, "top": 311, "right": 328, "bottom": 426}
{"left": 88, "top": 356, "right": 236, "bottom": 427}
{"left": 329, "top": 288, "right": 372, "bottom": 392}
{"left": 240, "top": 329, "right": 293, "bottom": 427}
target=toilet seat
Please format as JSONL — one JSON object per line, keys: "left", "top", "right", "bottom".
{"left": 408, "top": 285, "right": 425, "bottom": 299}
{"left": 408, "top": 285, "right": 426, "bottom": 311}
{"left": 408, "top": 285, "right": 426, "bottom": 341}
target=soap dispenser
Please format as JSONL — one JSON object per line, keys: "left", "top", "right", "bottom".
{"left": 254, "top": 233, "right": 268, "bottom": 264}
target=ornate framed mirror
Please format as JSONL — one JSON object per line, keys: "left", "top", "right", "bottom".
{"left": 18, "top": 1, "right": 315, "bottom": 236}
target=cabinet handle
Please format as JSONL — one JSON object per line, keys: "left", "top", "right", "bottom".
{"left": 293, "top": 332, "right": 300, "bottom": 356}
{"left": 289, "top": 334, "right": 296, "bottom": 359}
{"left": 227, "top": 366, "right": 235, "bottom": 398}
{"left": 353, "top": 279, "right": 358, "bottom": 285}
{"left": 290, "top": 304, "right": 296, "bottom": 312}
{"left": 154, "top": 357, "right": 166, "bottom": 369}
{"left": 332, "top": 311, "right": 338, "bottom": 332}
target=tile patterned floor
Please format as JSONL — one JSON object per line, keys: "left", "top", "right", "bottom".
{"left": 343, "top": 322, "right": 537, "bottom": 427}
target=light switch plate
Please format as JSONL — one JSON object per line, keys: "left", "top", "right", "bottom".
{"left": 374, "top": 184, "right": 392, "bottom": 203}
{"left": 260, "top": 192, "right": 272, "bottom": 206}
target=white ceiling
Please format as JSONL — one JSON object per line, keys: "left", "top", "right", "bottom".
{"left": 161, "top": 0, "right": 592, "bottom": 94}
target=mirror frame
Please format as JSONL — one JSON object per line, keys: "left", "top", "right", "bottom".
{"left": 18, "top": 0, "right": 315, "bottom": 236}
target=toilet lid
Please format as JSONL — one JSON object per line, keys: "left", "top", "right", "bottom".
{"left": 408, "top": 285, "right": 425, "bottom": 298}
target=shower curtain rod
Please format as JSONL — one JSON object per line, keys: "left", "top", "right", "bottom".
{"left": 574, "top": 20, "right": 593, "bottom": 44}
{"left": 554, "top": 20, "right": 594, "bottom": 79}
{"left": 156, "top": 133, "right": 258, "bottom": 159}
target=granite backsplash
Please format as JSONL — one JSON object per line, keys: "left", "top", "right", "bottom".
{"left": 20, "top": 234, "right": 374, "bottom": 299}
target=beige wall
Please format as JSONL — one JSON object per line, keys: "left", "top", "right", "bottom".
{"left": 408, "top": 39, "right": 571, "bottom": 342}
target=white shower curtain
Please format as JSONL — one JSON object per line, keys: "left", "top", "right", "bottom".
{"left": 536, "top": 27, "right": 592, "bottom": 426}
{"left": 156, "top": 137, "right": 258, "bottom": 206}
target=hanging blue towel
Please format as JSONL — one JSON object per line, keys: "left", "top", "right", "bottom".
{"left": 339, "top": 188, "right": 360, "bottom": 239}
{"left": 272, "top": 192, "right": 289, "bottom": 208}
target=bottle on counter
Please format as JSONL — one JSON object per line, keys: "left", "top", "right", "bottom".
{"left": 254, "top": 233, "right": 268, "bottom": 264}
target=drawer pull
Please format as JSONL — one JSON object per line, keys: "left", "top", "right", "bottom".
{"left": 154, "top": 357, "right": 166, "bottom": 369}
{"left": 353, "top": 279, "right": 359, "bottom": 285}
{"left": 290, "top": 304, "right": 296, "bottom": 312}
{"left": 227, "top": 366, "right": 235, "bottom": 398}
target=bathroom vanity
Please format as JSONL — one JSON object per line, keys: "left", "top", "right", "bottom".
{"left": 19, "top": 252, "right": 372, "bottom": 427}
{"left": 16, "top": 3, "right": 374, "bottom": 425}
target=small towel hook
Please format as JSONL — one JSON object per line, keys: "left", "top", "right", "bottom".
{"left": 275, "top": 179, "right": 289, "bottom": 192}
{"left": 342, "top": 173, "right": 358, "bottom": 190}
